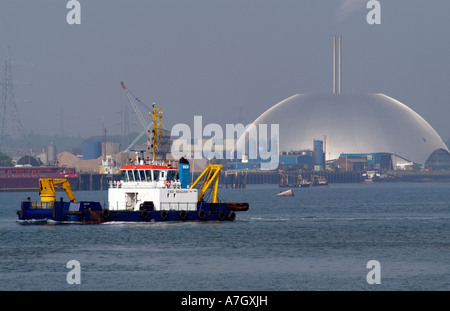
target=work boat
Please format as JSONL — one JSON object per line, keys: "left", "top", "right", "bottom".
{"left": 106, "top": 155, "right": 249, "bottom": 222}
{"left": 17, "top": 156, "right": 249, "bottom": 223}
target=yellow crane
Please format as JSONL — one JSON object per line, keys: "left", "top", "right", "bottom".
{"left": 190, "top": 165, "right": 222, "bottom": 203}
{"left": 39, "top": 178, "right": 76, "bottom": 202}
{"left": 190, "top": 164, "right": 249, "bottom": 212}
{"left": 149, "top": 103, "right": 162, "bottom": 162}
{"left": 278, "top": 170, "right": 289, "bottom": 187}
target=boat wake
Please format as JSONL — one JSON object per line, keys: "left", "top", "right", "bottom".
{"left": 250, "top": 217, "right": 291, "bottom": 222}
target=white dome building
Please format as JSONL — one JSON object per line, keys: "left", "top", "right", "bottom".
{"left": 239, "top": 93, "right": 449, "bottom": 167}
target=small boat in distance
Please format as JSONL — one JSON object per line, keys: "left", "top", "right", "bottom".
{"left": 277, "top": 189, "right": 294, "bottom": 196}
{"left": 311, "top": 175, "right": 328, "bottom": 187}
{"left": 279, "top": 171, "right": 311, "bottom": 188}
{"left": 298, "top": 177, "right": 311, "bottom": 188}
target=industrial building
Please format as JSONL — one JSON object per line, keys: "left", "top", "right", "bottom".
{"left": 237, "top": 93, "right": 450, "bottom": 170}
{"left": 333, "top": 153, "right": 407, "bottom": 172}
{"left": 235, "top": 36, "right": 450, "bottom": 171}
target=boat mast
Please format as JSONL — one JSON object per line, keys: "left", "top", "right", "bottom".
{"left": 149, "top": 103, "right": 162, "bottom": 163}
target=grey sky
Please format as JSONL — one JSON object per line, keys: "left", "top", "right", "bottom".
{"left": 1, "top": 0, "right": 449, "bottom": 142}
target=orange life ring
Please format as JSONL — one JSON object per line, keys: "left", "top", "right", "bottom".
{"left": 165, "top": 180, "right": 171, "bottom": 188}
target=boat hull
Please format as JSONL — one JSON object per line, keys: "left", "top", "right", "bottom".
{"left": 17, "top": 200, "right": 239, "bottom": 223}
{"left": 0, "top": 176, "right": 79, "bottom": 191}
{"left": 311, "top": 183, "right": 328, "bottom": 187}
{"left": 0, "top": 167, "right": 78, "bottom": 191}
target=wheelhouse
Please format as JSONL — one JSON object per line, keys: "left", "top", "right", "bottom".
{"left": 117, "top": 164, "right": 180, "bottom": 188}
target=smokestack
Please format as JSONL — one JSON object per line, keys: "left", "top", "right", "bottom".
{"left": 338, "top": 35, "right": 342, "bottom": 94}
{"left": 333, "top": 36, "right": 336, "bottom": 94}
{"left": 332, "top": 35, "right": 342, "bottom": 94}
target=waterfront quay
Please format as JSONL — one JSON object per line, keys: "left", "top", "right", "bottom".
{"left": 74, "top": 169, "right": 450, "bottom": 191}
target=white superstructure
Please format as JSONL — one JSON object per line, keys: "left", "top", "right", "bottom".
{"left": 108, "top": 161, "right": 197, "bottom": 212}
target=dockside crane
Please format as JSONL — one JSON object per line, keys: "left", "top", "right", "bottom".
{"left": 120, "top": 81, "right": 155, "bottom": 153}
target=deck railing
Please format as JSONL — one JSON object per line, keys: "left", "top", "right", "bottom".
{"left": 30, "top": 201, "right": 55, "bottom": 209}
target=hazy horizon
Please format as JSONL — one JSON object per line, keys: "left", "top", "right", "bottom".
{"left": 1, "top": 1, "right": 450, "bottom": 143}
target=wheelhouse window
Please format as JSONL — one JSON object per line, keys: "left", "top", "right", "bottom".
{"left": 139, "top": 170, "right": 146, "bottom": 182}
{"left": 134, "top": 169, "right": 140, "bottom": 181}
{"left": 167, "top": 170, "right": 177, "bottom": 181}
{"left": 121, "top": 170, "right": 129, "bottom": 182}
{"left": 127, "top": 170, "right": 135, "bottom": 182}
{"left": 145, "top": 170, "right": 152, "bottom": 182}
{"left": 153, "top": 170, "right": 160, "bottom": 181}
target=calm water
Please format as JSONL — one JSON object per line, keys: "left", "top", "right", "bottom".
{"left": 0, "top": 182, "right": 449, "bottom": 291}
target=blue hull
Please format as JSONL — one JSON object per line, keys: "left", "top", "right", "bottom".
{"left": 17, "top": 201, "right": 237, "bottom": 223}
